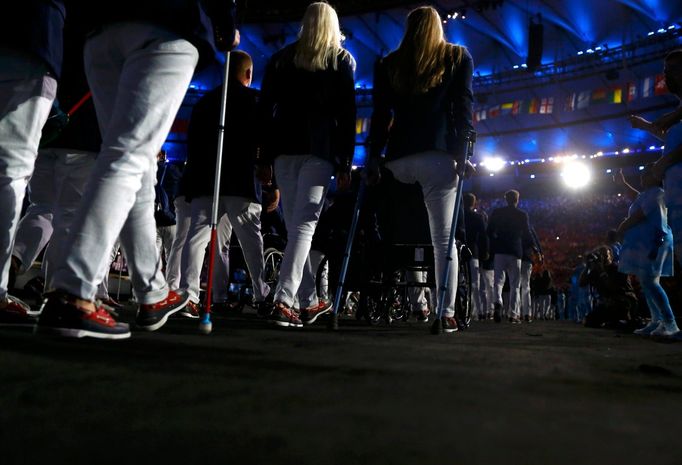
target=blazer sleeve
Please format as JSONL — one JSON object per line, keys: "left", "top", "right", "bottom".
{"left": 448, "top": 48, "right": 474, "bottom": 159}
{"left": 334, "top": 52, "right": 357, "bottom": 171}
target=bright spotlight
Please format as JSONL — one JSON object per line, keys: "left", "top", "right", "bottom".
{"left": 481, "top": 157, "right": 506, "bottom": 172}
{"left": 561, "top": 161, "right": 591, "bottom": 189}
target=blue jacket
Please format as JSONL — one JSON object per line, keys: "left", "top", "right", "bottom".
{"left": 0, "top": 0, "right": 65, "bottom": 79}
{"left": 259, "top": 42, "right": 357, "bottom": 171}
{"left": 487, "top": 205, "right": 534, "bottom": 259}
{"left": 369, "top": 47, "right": 474, "bottom": 162}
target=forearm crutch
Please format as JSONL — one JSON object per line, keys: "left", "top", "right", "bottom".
{"left": 199, "top": 51, "right": 231, "bottom": 335}
{"left": 431, "top": 130, "right": 476, "bottom": 334}
{"left": 328, "top": 179, "right": 367, "bottom": 331}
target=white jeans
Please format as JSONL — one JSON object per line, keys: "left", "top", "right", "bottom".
{"left": 50, "top": 22, "right": 198, "bottom": 303}
{"left": 0, "top": 48, "right": 56, "bottom": 300}
{"left": 156, "top": 225, "right": 176, "bottom": 268}
{"left": 468, "top": 258, "right": 481, "bottom": 317}
{"left": 180, "top": 196, "right": 270, "bottom": 304}
{"left": 274, "top": 155, "right": 334, "bottom": 309}
{"left": 494, "top": 254, "right": 522, "bottom": 318}
{"left": 385, "top": 151, "right": 458, "bottom": 317}
{"left": 13, "top": 149, "right": 96, "bottom": 273}
{"left": 166, "top": 195, "right": 191, "bottom": 289}
{"left": 480, "top": 268, "right": 494, "bottom": 316}
{"left": 519, "top": 260, "right": 533, "bottom": 317}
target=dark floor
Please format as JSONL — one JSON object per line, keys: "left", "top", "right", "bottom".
{"left": 1, "top": 309, "right": 681, "bottom": 465}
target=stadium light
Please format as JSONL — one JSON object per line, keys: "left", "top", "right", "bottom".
{"left": 561, "top": 161, "right": 591, "bottom": 189}
{"left": 481, "top": 156, "right": 506, "bottom": 172}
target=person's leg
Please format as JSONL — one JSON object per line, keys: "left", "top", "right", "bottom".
{"left": 507, "top": 258, "right": 522, "bottom": 320}
{"left": 493, "top": 255, "right": 508, "bottom": 307}
{"left": 273, "top": 156, "right": 332, "bottom": 308}
{"left": 180, "top": 198, "right": 215, "bottom": 304}
{"left": 480, "top": 268, "right": 494, "bottom": 318}
{"left": 224, "top": 197, "right": 270, "bottom": 302}
{"left": 639, "top": 273, "right": 678, "bottom": 335}
{"left": 0, "top": 49, "right": 56, "bottom": 304}
{"left": 211, "top": 209, "right": 233, "bottom": 305}
{"left": 468, "top": 258, "right": 481, "bottom": 318}
{"left": 12, "top": 149, "right": 58, "bottom": 274}
{"left": 50, "top": 23, "right": 198, "bottom": 304}
{"left": 519, "top": 261, "right": 532, "bottom": 318}
{"left": 166, "top": 195, "right": 191, "bottom": 289}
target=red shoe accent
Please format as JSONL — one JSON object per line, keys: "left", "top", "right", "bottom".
{"left": 140, "top": 290, "right": 183, "bottom": 313}
{"left": 83, "top": 307, "right": 118, "bottom": 328}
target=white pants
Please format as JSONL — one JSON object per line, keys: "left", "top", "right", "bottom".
{"left": 519, "top": 260, "right": 533, "bottom": 317}
{"left": 50, "top": 22, "right": 198, "bottom": 303}
{"left": 536, "top": 295, "right": 552, "bottom": 319}
{"left": 407, "top": 270, "right": 429, "bottom": 312}
{"left": 468, "top": 258, "right": 482, "bottom": 317}
{"left": 274, "top": 155, "right": 333, "bottom": 309}
{"left": 480, "top": 268, "right": 494, "bottom": 316}
{"left": 494, "top": 254, "right": 522, "bottom": 318}
{"left": 0, "top": 48, "right": 56, "bottom": 300}
{"left": 180, "top": 196, "right": 270, "bottom": 304}
{"left": 386, "top": 151, "right": 458, "bottom": 317}
{"left": 166, "top": 195, "right": 191, "bottom": 289}
{"left": 156, "top": 225, "right": 176, "bottom": 268}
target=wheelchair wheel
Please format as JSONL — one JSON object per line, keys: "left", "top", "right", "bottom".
{"left": 455, "top": 244, "right": 472, "bottom": 329}
{"left": 358, "top": 289, "right": 384, "bottom": 325}
{"left": 263, "top": 247, "right": 283, "bottom": 289}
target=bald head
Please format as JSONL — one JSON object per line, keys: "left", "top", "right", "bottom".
{"left": 229, "top": 50, "right": 253, "bottom": 87}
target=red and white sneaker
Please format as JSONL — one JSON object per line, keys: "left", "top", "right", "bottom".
{"left": 269, "top": 302, "right": 303, "bottom": 328}
{"left": 135, "top": 289, "right": 189, "bottom": 331}
{"left": 0, "top": 295, "right": 38, "bottom": 327}
{"left": 36, "top": 292, "right": 130, "bottom": 339}
{"left": 300, "top": 299, "right": 333, "bottom": 325}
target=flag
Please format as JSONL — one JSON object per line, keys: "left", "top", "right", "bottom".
{"left": 642, "top": 77, "right": 653, "bottom": 98}
{"left": 528, "top": 99, "right": 539, "bottom": 114}
{"left": 627, "top": 82, "right": 637, "bottom": 102}
{"left": 539, "top": 97, "right": 554, "bottom": 114}
{"left": 609, "top": 86, "right": 623, "bottom": 104}
{"left": 500, "top": 102, "right": 514, "bottom": 116}
{"left": 512, "top": 100, "right": 522, "bottom": 115}
{"left": 577, "top": 91, "right": 590, "bottom": 109}
{"left": 564, "top": 93, "right": 576, "bottom": 112}
{"left": 591, "top": 88, "right": 607, "bottom": 104}
{"left": 655, "top": 74, "right": 668, "bottom": 95}
{"left": 488, "top": 105, "right": 501, "bottom": 118}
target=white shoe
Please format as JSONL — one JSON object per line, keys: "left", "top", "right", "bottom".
{"left": 634, "top": 320, "right": 661, "bottom": 336}
{"left": 650, "top": 320, "right": 680, "bottom": 338}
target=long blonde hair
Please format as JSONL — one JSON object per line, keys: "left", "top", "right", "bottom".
{"left": 387, "top": 6, "right": 463, "bottom": 95}
{"left": 294, "top": 2, "right": 348, "bottom": 71}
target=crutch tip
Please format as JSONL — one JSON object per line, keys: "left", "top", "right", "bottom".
{"left": 198, "top": 314, "right": 213, "bottom": 335}
{"left": 430, "top": 318, "right": 443, "bottom": 335}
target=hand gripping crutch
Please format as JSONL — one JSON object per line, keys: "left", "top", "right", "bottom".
{"left": 328, "top": 179, "right": 367, "bottom": 331}
{"left": 199, "top": 51, "right": 232, "bottom": 335}
{"left": 431, "top": 130, "right": 476, "bottom": 334}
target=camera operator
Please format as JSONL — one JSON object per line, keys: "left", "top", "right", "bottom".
{"left": 579, "top": 246, "right": 637, "bottom": 329}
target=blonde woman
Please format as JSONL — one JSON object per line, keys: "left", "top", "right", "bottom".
{"left": 368, "top": 6, "right": 474, "bottom": 333}
{"left": 259, "top": 2, "right": 356, "bottom": 328}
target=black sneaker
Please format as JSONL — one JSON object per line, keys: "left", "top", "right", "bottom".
{"left": 508, "top": 316, "right": 522, "bottom": 324}
{"left": 493, "top": 303, "right": 502, "bottom": 323}
{"left": 269, "top": 302, "right": 302, "bottom": 328}
{"left": 430, "top": 316, "right": 458, "bottom": 334}
{"left": 255, "top": 300, "right": 274, "bottom": 318}
{"left": 136, "top": 289, "right": 189, "bottom": 331}
{"left": 413, "top": 309, "right": 430, "bottom": 323}
{"left": 0, "top": 295, "right": 38, "bottom": 327}
{"left": 300, "top": 299, "right": 333, "bottom": 325}
{"left": 36, "top": 292, "right": 130, "bottom": 339}
{"left": 523, "top": 315, "right": 532, "bottom": 323}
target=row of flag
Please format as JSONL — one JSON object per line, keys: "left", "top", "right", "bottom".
{"left": 474, "top": 73, "right": 668, "bottom": 122}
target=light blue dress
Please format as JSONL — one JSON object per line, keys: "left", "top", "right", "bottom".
{"left": 618, "top": 187, "right": 674, "bottom": 277}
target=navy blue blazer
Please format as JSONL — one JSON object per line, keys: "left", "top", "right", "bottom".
{"left": 487, "top": 205, "right": 535, "bottom": 260}
{"left": 0, "top": 0, "right": 65, "bottom": 79}
{"left": 369, "top": 46, "right": 474, "bottom": 162}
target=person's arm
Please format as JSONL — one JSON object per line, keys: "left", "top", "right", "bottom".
{"left": 334, "top": 52, "right": 357, "bottom": 191}
{"left": 653, "top": 142, "right": 682, "bottom": 178}
{"left": 613, "top": 168, "right": 639, "bottom": 200}
{"left": 617, "top": 206, "right": 646, "bottom": 235}
{"left": 477, "top": 214, "right": 490, "bottom": 261}
{"left": 367, "top": 58, "right": 392, "bottom": 184}
{"left": 449, "top": 48, "right": 475, "bottom": 162}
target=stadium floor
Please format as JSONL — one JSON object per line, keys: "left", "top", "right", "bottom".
{"left": 2, "top": 307, "right": 681, "bottom": 465}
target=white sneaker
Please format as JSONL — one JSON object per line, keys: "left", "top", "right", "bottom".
{"left": 650, "top": 320, "right": 680, "bottom": 338}
{"left": 634, "top": 320, "right": 661, "bottom": 336}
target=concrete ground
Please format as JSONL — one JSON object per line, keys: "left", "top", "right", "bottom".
{"left": 1, "top": 307, "right": 681, "bottom": 465}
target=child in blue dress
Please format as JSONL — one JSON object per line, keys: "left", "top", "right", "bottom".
{"left": 617, "top": 165, "right": 679, "bottom": 337}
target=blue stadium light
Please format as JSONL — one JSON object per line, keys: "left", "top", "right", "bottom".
{"left": 639, "top": 166, "right": 645, "bottom": 171}
{"left": 648, "top": 145, "right": 656, "bottom": 150}
{"left": 622, "top": 148, "right": 630, "bottom": 154}
{"left": 521, "top": 63, "right": 528, "bottom": 68}
{"left": 530, "top": 174, "right": 536, "bottom": 179}
{"left": 595, "top": 46, "right": 602, "bottom": 51}
{"left": 513, "top": 65, "right": 519, "bottom": 69}
{"left": 648, "top": 31, "right": 655, "bottom": 36}
{"left": 577, "top": 51, "right": 584, "bottom": 55}
{"left": 669, "top": 25, "right": 676, "bottom": 30}
{"left": 586, "top": 48, "right": 594, "bottom": 54}
{"left": 658, "top": 28, "right": 666, "bottom": 33}
{"left": 606, "top": 169, "right": 612, "bottom": 173}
